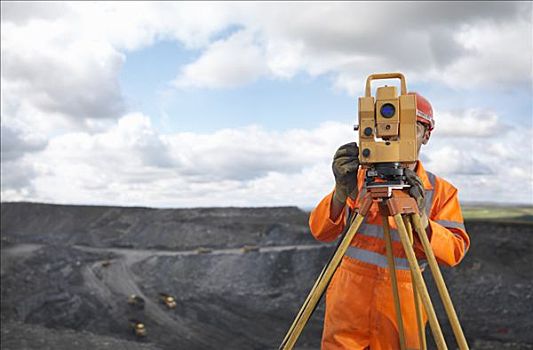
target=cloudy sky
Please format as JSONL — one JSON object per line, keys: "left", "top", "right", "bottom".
{"left": 1, "top": 1, "right": 532, "bottom": 208}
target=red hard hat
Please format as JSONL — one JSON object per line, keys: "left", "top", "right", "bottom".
{"left": 408, "top": 92, "right": 434, "bottom": 130}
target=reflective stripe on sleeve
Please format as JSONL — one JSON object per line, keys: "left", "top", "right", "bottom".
{"left": 425, "top": 171, "right": 437, "bottom": 216}
{"left": 435, "top": 220, "right": 466, "bottom": 231}
{"left": 345, "top": 246, "right": 427, "bottom": 271}
{"left": 426, "top": 171, "right": 437, "bottom": 188}
{"left": 424, "top": 190, "right": 433, "bottom": 216}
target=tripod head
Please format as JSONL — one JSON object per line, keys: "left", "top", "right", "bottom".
{"left": 365, "top": 162, "right": 409, "bottom": 188}
{"left": 361, "top": 161, "right": 422, "bottom": 217}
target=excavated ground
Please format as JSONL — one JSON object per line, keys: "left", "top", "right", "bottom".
{"left": 1, "top": 202, "right": 532, "bottom": 350}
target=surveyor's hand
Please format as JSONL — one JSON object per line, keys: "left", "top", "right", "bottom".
{"left": 332, "top": 142, "right": 360, "bottom": 205}
{"left": 404, "top": 168, "right": 429, "bottom": 228}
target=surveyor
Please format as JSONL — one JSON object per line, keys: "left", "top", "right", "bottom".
{"left": 309, "top": 92, "right": 470, "bottom": 350}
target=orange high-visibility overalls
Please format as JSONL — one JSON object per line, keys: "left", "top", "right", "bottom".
{"left": 309, "top": 162, "right": 470, "bottom": 350}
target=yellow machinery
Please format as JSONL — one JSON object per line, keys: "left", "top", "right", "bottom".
{"left": 129, "top": 319, "right": 147, "bottom": 337}
{"left": 159, "top": 293, "right": 177, "bottom": 309}
{"left": 127, "top": 294, "right": 145, "bottom": 310}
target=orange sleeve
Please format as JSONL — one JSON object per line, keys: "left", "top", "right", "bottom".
{"left": 309, "top": 190, "right": 348, "bottom": 242}
{"left": 428, "top": 182, "right": 470, "bottom": 267}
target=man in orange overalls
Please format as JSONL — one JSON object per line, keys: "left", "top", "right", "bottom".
{"left": 309, "top": 92, "right": 469, "bottom": 350}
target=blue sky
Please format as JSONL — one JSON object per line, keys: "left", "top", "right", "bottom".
{"left": 120, "top": 39, "right": 531, "bottom": 135}
{"left": 2, "top": 2, "right": 532, "bottom": 207}
{"left": 120, "top": 40, "right": 356, "bottom": 133}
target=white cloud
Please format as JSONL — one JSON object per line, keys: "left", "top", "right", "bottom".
{"left": 1, "top": 124, "right": 47, "bottom": 162}
{"left": 432, "top": 109, "right": 503, "bottom": 138}
{"left": 1, "top": 158, "right": 39, "bottom": 195}
{"left": 2, "top": 109, "right": 531, "bottom": 206}
{"left": 1, "top": 2, "right": 531, "bottom": 206}
{"left": 0, "top": 2, "right": 240, "bottom": 140}
{"left": 424, "top": 146, "right": 494, "bottom": 176}
{"left": 1, "top": 115, "right": 355, "bottom": 207}
{"left": 0, "top": 2, "right": 237, "bottom": 51}
{"left": 167, "top": 2, "right": 531, "bottom": 92}
{"left": 436, "top": 19, "right": 532, "bottom": 87}
{"left": 422, "top": 126, "right": 532, "bottom": 203}
{"left": 265, "top": 39, "right": 306, "bottom": 79}
{"left": 5, "top": 2, "right": 523, "bottom": 101}
{"left": 1, "top": 19, "right": 125, "bottom": 122}
{"left": 2, "top": 1, "right": 530, "bottom": 132}
{"left": 0, "top": 2, "right": 72, "bottom": 24}
{"left": 173, "top": 30, "right": 268, "bottom": 89}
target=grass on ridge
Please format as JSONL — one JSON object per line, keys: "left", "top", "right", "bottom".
{"left": 462, "top": 206, "right": 533, "bottom": 223}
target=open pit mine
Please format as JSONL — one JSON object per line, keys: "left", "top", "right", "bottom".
{"left": 1, "top": 202, "right": 532, "bottom": 349}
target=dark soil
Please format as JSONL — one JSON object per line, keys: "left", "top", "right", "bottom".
{"left": 1, "top": 202, "right": 532, "bottom": 349}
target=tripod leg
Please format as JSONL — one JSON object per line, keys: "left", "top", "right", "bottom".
{"left": 410, "top": 214, "right": 469, "bottom": 350}
{"left": 393, "top": 214, "right": 448, "bottom": 350}
{"left": 382, "top": 215, "right": 407, "bottom": 350}
{"left": 412, "top": 281, "right": 426, "bottom": 350}
{"left": 403, "top": 216, "right": 427, "bottom": 350}
{"left": 279, "top": 213, "right": 366, "bottom": 350}
{"left": 279, "top": 212, "right": 360, "bottom": 347}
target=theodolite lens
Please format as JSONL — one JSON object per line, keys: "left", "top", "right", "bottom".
{"left": 380, "top": 103, "right": 395, "bottom": 118}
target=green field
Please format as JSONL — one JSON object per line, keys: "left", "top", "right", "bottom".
{"left": 462, "top": 205, "right": 533, "bottom": 223}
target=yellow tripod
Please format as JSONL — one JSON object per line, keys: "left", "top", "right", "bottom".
{"left": 279, "top": 186, "right": 469, "bottom": 350}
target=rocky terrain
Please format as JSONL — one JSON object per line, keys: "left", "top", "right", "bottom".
{"left": 1, "top": 202, "right": 532, "bottom": 349}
